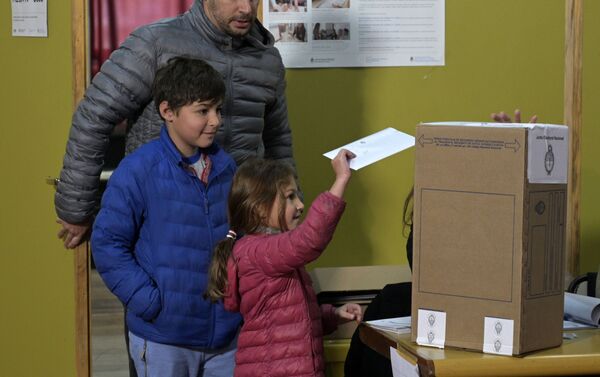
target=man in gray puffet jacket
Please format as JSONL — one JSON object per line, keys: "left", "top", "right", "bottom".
{"left": 56, "top": 0, "right": 296, "bottom": 248}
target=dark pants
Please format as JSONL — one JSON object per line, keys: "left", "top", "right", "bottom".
{"left": 344, "top": 282, "right": 412, "bottom": 377}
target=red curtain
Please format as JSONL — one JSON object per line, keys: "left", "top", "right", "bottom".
{"left": 90, "top": 0, "right": 195, "bottom": 77}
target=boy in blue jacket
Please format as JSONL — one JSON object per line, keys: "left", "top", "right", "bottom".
{"left": 92, "top": 57, "right": 241, "bottom": 377}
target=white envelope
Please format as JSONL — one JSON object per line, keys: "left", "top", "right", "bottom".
{"left": 323, "top": 127, "right": 415, "bottom": 170}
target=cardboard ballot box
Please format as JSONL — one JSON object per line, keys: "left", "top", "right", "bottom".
{"left": 411, "top": 122, "right": 568, "bottom": 355}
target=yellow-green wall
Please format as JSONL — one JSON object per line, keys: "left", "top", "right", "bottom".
{"left": 581, "top": 0, "right": 600, "bottom": 272}
{"left": 0, "top": 2, "right": 76, "bottom": 377}
{"left": 0, "top": 1, "right": 598, "bottom": 375}
{"left": 292, "top": 0, "right": 566, "bottom": 268}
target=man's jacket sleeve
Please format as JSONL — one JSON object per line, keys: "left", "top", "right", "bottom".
{"left": 55, "top": 27, "right": 157, "bottom": 224}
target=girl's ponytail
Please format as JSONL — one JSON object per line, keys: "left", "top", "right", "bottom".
{"left": 205, "top": 231, "right": 237, "bottom": 302}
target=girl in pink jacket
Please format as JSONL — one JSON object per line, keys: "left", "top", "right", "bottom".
{"left": 206, "top": 149, "right": 362, "bottom": 377}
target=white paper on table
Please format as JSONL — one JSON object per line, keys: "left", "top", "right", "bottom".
{"left": 563, "top": 320, "right": 595, "bottom": 330}
{"left": 390, "top": 347, "right": 419, "bottom": 377}
{"left": 564, "top": 292, "right": 600, "bottom": 327}
{"left": 323, "top": 128, "right": 415, "bottom": 170}
{"left": 366, "top": 316, "right": 411, "bottom": 334}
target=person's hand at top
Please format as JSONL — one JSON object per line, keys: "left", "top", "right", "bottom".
{"left": 335, "top": 303, "right": 363, "bottom": 324}
{"left": 57, "top": 218, "right": 91, "bottom": 249}
{"left": 490, "top": 109, "right": 538, "bottom": 123}
{"left": 329, "top": 148, "right": 355, "bottom": 198}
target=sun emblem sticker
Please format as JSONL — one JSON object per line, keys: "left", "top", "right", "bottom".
{"left": 544, "top": 144, "right": 555, "bottom": 175}
{"left": 417, "top": 309, "right": 446, "bottom": 348}
{"left": 483, "top": 317, "right": 514, "bottom": 355}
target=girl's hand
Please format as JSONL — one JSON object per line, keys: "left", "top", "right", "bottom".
{"left": 331, "top": 148, "right": 355, "bottom": 179}
{"left": 329, "top": 149, "right": 356, "bottom": 198}
{"left": 335, "top": 303, "right": 363, "bottom": 324}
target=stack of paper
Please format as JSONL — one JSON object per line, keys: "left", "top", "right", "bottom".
{"left": 563, "top": 292, "right": 600, "bottom": 329}
{"left": 365, "top": 316, "right": 411, "bottom": 335}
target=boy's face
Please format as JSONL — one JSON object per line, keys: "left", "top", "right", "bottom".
{"left": 160, "top": 100, "right": 222, "bottom": 157}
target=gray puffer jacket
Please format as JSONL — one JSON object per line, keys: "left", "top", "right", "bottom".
{"left": 56, "top": 0, "right": 294, "bottom": 224}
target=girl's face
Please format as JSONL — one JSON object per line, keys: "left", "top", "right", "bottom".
{"left": 267, "top": 179, "right": 304, "bottom": 231}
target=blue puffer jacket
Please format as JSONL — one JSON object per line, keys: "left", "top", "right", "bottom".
{"left": 92, "top": 127, "right": 241, "bottom": 348}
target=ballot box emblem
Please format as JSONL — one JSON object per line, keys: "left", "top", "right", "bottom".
{"left": 428, "top": 314, "right": 436, "bottom": 326}
{"left": 495, "top": 321, "right": 503, "bottom": 335}
{"left": 544, "top": 144, "right": 555, "bottom": 175}
{"left": 427, "top": 314, "right": 437, "bottom": 343}
{"left": 428, "top": 331, "right": 435, "bottom": 343}
{"left": 494, "top": 339, "right": 502, "bottom": 352}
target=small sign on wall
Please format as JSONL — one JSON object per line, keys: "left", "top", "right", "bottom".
{"left": 11, "top": 0, "right": 48, "bottom": 37}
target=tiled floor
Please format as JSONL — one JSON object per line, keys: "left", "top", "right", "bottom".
{"left": 91, "top": 269, "right": 129, "bottom": 377}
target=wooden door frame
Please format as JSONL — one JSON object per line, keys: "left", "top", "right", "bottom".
{"left": 564, "top": 0, "right": 583, "bottom": 286}
{"left": 72, "top": 1, "right": 90, "bottom": 376}
{"left": 70, "top": 1, "right": 584, "bottom": 376}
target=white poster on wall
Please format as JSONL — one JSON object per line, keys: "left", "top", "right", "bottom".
{"left": 263, "top": 0, "right": 444, "bottom": 68}
{"left": 11, "top": 0, "right": 48, "bottom": 37}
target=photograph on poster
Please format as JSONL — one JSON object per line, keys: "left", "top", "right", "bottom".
{"left": 269, "top": 0, "right": 307, "bottom": 12}
{"left": 312, "top": 23, "right": 350, "bottom": 40}
{"left": 263, "top": 0, "right": 445, "bottom": 67}
{"left": 313, "top": 0, "right": 349, "bottom": 9}
{"left": 270, "top": 23, "right": 308, "bottom": 42}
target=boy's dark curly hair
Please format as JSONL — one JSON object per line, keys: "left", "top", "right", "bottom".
{"left": 153, "top": 57, "right": 225, "bottom": 116}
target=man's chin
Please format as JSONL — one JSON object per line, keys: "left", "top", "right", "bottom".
{"left": 228, "top": 21, "right": 253, "bottom": 36}
{"left": 225, "top": 29, "right": 248, "bottom": 37}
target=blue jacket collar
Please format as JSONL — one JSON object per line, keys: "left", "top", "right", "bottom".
{"left": 159, "top": 126, "right": 229, "bottom": 180}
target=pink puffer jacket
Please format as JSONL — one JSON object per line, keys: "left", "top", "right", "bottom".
{"left": 224, "top": 192, "right": 346, "bottom": 377}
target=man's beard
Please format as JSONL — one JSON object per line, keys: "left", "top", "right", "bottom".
{"left": 206, "top": 1, "right": 255, "bottom": 38}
